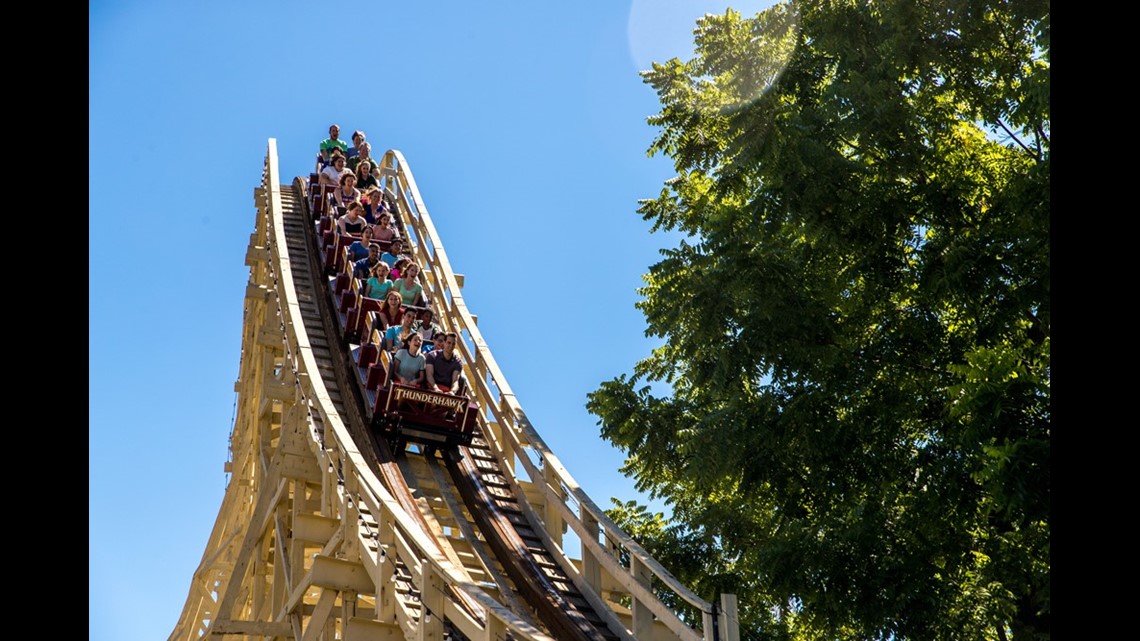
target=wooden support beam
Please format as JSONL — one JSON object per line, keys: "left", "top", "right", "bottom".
{"left": 580, "top": 508, "right": 601, "bottom": 594}
{"left": 294, "top": 514, "right": 340, "bottom": 545}
{"left": 279, "top": 451, "right": 323, "bottom": 483}
{"left": 208, "top": 619, "right": 291, "bottom": 637}
{"left": 266, "top": 379, "right": 295, "bottom": 402}
{"left": 283, "top": 552, "right": 376, "bottom": 623}
{"left": 543, "top": 466, "right": 564, "bottom": 548}
{"left": 630, "top": 556, "right": 653, "bottom": 639}
{"left": 345, "top": 617, "right": 404, "bottom": 640}
{"left": 418, "top": 562, "right": 445, "bottom": 641}
{"left": 210, "top": 465, "right": 285, "bottom": 630}
{"left": 719, "top": 594, "right": 740, "bottom": 641}
{"left": 257, "top": 326, "right": 285, "bottom": 347}
{"left": 245, "top": 283, "right": 269, "bottom": 301}
{"left": 483, "top": 614, "right": 507, "bottom": 641}
{"left": 300, "top": 588, "right": 338, "bottom": 641}
{"left": 311, "top": 555, "right": 375, "bottom": 594}
{"left": 245, "top": 245, "right": 269, "bottom": 266}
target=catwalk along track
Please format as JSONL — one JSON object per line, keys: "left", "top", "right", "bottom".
{"left": 168, "top": 140, "right": 739, "bottom": 641}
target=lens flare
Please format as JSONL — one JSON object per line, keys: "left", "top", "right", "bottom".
{"left": 627, "top": 0, "right": 799, "bottom": 110}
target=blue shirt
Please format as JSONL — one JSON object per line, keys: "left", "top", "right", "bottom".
{"left": 363, "top": 202, "right": 385, "bottom": 224}
{"left": 353, "top": 256, "right": 377, "bottom": 278}
{"left": 384, "top": 325, "right": 407, "bottom": 351}
{"left": 347, "top": 241, "right": 369, "bottom": 262}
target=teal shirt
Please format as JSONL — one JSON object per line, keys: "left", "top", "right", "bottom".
{"left": 365, "top": 278, "right": 393, "bottom": 300}
{"left": 393, "top": 348, "right": 425, "bottom": 383}
{"left": 384, "top": 325, "right": 407, "bottom": 351}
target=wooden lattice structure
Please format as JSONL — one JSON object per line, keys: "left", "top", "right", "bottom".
{"left": 167, "top": 140, "right": 739, "bottom": 641}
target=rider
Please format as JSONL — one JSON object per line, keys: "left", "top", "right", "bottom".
{"left": 425, "top": 332, "right": 464, "bottom": 395}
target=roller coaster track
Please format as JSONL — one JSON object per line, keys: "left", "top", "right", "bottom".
{"left": 167, "top": 140, "right": 739, "bottom": 641}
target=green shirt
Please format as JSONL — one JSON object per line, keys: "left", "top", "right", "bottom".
{"left": 366, "top": 279, "right": 393, "bottom": 300}
{"left": 320, "top": 138, "right": 348, "bottom": 158}
{"left": 348, "top": 155, "right": 380, "bottom": 173}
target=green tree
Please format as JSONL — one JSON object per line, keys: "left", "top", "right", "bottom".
{"left": 588, "top": 2, "right": 1049, "bottom": 640}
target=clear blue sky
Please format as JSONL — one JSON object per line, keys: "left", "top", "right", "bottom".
{"left": 90, "top": 2, "right": 774, "bottom": 639}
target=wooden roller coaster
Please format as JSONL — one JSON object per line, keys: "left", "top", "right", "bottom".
{"left": 167, "top": 139, "right": 739, "bottom": 641}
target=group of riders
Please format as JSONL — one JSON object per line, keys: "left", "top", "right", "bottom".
{"left": 317, "top": 124, "right": 466, "bottom": 397}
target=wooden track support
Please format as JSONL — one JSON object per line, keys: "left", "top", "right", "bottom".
{"left": 168, "top": 140, "right": 739, "bottom": 641}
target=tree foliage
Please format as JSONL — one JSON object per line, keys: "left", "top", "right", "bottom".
{"left": 589, "top": 2, "right": 1049, "bottom": 640}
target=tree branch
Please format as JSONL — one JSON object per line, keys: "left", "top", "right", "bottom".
{"left": 996, "top": 118, "right": 1036, "bottom": 158}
